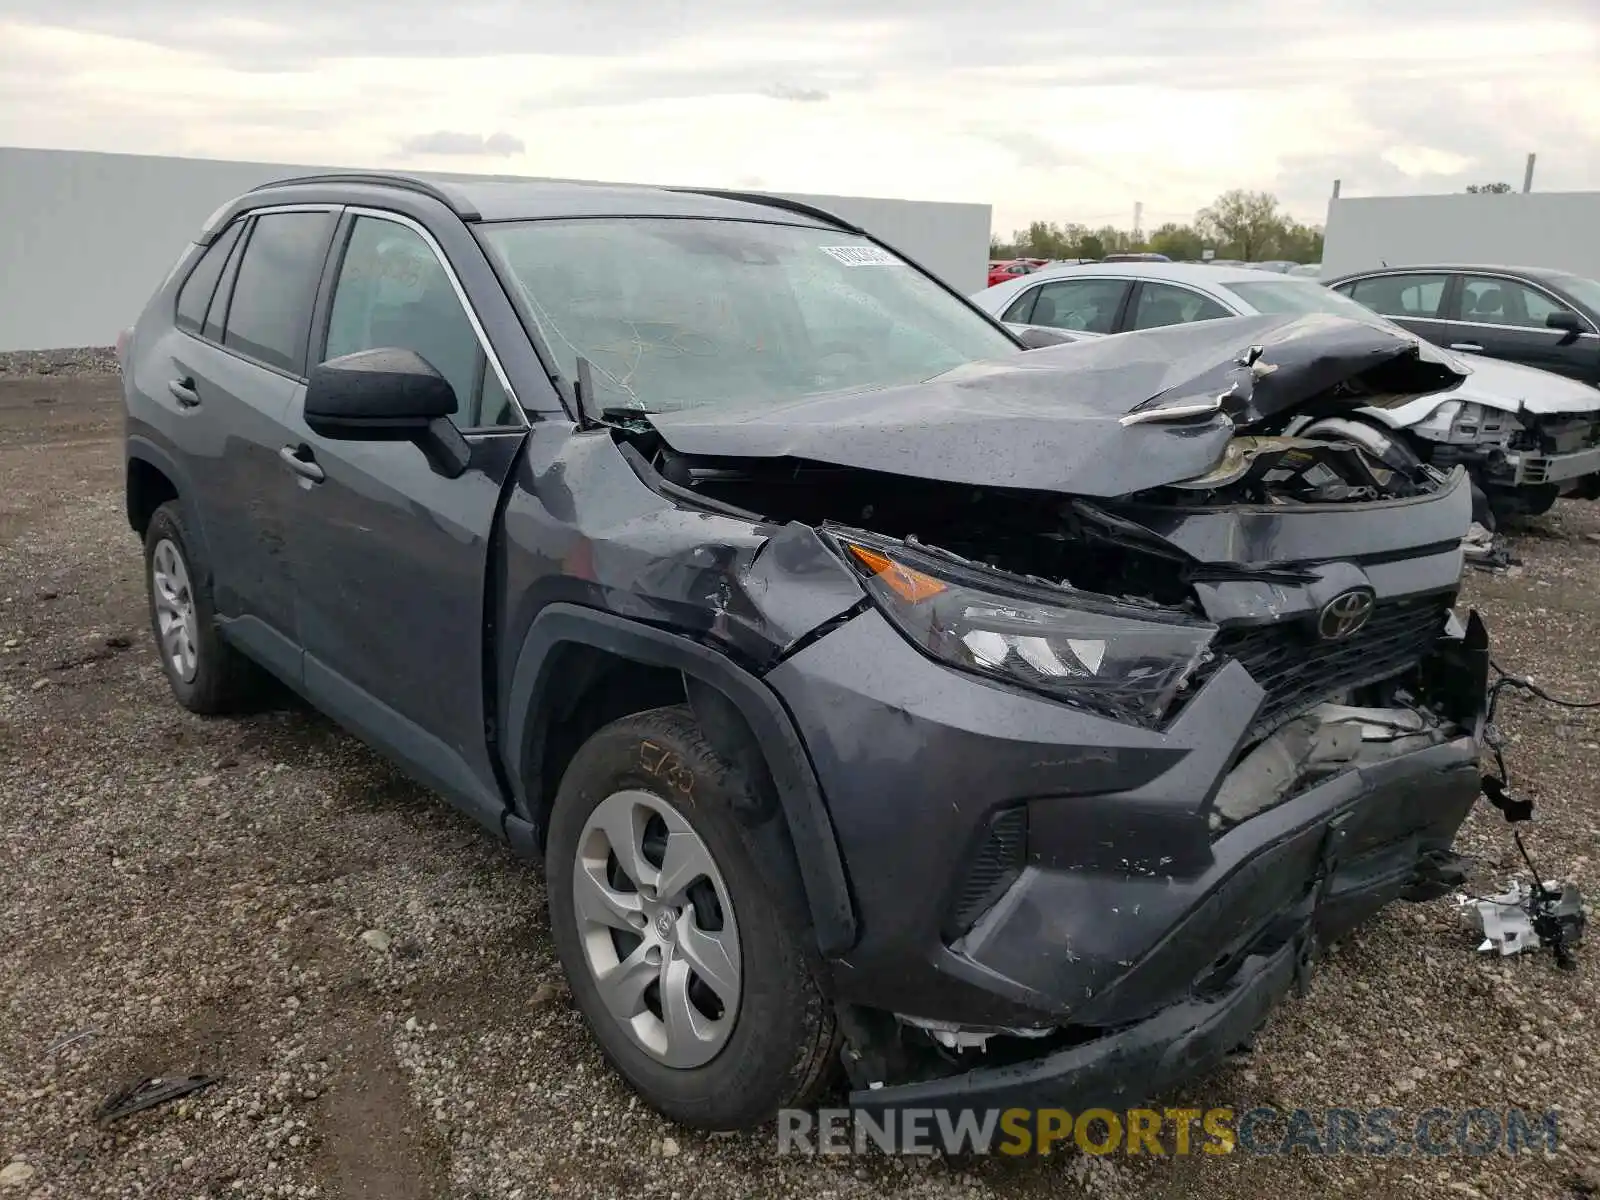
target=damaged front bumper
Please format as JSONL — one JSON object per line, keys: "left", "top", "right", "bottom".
{"left": 768, "top": 584, "right": 1489, "bottom": 1113}
{"left": 1508, "top": 443, "right": 1600, "bottom": 488}
{"left": 850, "top": 710, "right": 1483, "bottom": 1114}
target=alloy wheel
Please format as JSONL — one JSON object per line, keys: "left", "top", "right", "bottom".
{"left": 151, "top": 538, "right": 199, "bottom": 683}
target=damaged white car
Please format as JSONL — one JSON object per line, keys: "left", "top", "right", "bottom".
{"left": 973, "top": 263, "right": 1600, "bottom": 524}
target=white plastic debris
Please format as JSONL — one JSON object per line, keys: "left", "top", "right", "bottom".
{"left": 1458, "top": 881, "right": 1541, "bottom": 955}
{"left": 1457, "top": 880, "right": 1587, "bottom": 958}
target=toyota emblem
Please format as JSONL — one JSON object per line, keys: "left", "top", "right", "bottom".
{"left": 1317, "top": 588, "right": 1376, "bottom": 640}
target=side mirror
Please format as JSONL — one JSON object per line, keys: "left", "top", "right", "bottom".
{"left": 306, "top": 348, "right": 459, "bottom": 439}
{"left": 305, "top": 348, "right": 470, "bottom": 477}
{"left": 1016, "top": 326, "right": 1079, "bottom": 349}
{"left": 1547, "top": 310, "right": 1584, "bottom": 335}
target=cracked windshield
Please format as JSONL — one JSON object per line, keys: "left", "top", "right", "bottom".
{"left": 480, "top": 217, "right": 1016, "bottom": 413}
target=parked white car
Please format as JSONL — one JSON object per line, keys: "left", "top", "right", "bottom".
{"left": 973, "top": 263, "right": 1600, "bottom": 521}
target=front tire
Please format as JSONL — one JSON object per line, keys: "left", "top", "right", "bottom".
{"left": 545, "top": 705, "right": 838, "bottom": 1130}
{"left": 143, "top": 501, "right": 261, "bottom": 714}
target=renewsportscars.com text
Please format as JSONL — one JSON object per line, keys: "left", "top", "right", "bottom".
{"left": 777, "top": 1106, "right": 1561, "bottom": 1157}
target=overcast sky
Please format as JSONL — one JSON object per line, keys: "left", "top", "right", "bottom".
{"left": 2, "top": 2, "right": 1596, "bottom": 236}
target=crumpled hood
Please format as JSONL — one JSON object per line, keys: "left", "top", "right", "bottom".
{"left": 645, "top": 314, "right": 1468, "bottom": 497}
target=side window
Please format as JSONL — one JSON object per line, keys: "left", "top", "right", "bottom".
{"left": 1460, "top": 276, "right": 1562, "bottom": 328}
{"left": 323, "top": 216, "right": 516, "bottom": 428}
{"left": 223, "top": 211, "right": 337, "bottom": 373}
{"left": 1346, "top": 273, "right": 1447, "bottom": 320}
{"left": 1027, "top": 279, "right": 1127, "bottom": 334}
{"left": 1129, "top": 282, "right": 1230, "bottom": 331}
{"left": 1002, "top": 287, "right": 1040, "bottom": 323}
{"left": 175, "top": 222, "right": 243, "bottom": 334}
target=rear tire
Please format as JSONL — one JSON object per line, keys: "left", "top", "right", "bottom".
{"left": 545, "top": 704, "right": 838, "bottom": 1130}
{"left": 143, "top": 501, "right": 262, "bottom": 714}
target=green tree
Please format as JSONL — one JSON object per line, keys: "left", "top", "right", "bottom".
{"left": 992, "top": 193, "right": 1325, "bottom": 265}
{"left": 1147, "top": 222, "right": 1205, "bottom": 261}
{"left": 1092, "top": 224, "right": 1134, "bottom": 254}
{"left": 1466, "top": 182, "right": 1514, "bottom": 194}
{"left": 1196, "top": 189, "right": 1289, "bottom": 262}
{"left": 1275, "top": 221, "right": 1325, "bottom": 263}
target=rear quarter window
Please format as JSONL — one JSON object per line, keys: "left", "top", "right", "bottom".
{"left": 174, "top": 222, "right": 244, "bottom": 333}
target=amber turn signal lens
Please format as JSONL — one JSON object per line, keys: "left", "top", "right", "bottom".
{"left": 844, "top": 542, "right": 948, "bottom": 603}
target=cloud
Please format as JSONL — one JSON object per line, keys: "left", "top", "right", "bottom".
{"left": 764, "top": 83, "right": 829, "bottom": 103}
{"left": 399, "top": 129, "right": 525, "bottom": 157}
{"left": 0, "top": 1, "right": 1595, "bottom": 239}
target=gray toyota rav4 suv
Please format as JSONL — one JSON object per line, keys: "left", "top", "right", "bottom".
{"left": 121, "top": 172, "right": 1490, "bottom": 1130}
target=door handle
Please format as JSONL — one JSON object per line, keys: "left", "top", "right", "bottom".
{"left": 168, "top": 378, "right": 200, "bottom": 407}
{"left": 278, "top": 445, "right": 326, "bottom": 483}
{"left": 1449, "top": 342, "right": 1485, "bottom": 352}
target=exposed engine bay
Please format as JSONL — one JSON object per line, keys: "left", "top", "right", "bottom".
{"left": 623, "top": 411, "right": 1449, "bottom": 609}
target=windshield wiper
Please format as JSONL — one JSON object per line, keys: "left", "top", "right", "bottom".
{"left": 567, "top": 356, "right": 656, "bottom": 431}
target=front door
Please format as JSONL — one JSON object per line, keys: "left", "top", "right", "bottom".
{"left": 1453, "top": 274, "right": 1600, "bottom": 382}
{"left": 279, "top": 210, "right": 529, "bottom": 827}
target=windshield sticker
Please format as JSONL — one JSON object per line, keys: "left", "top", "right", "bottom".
{"left": 820, "top": 245, "right": 902, "bottom": 267}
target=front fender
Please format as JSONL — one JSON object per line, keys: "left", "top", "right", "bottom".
{"left": 503, "top": 602, "right": 858, "bottom": 957}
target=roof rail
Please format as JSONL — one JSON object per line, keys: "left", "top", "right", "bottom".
{"left": 247, "top": 173, "right": 480, "bottom": 220}
{"left": 668, "top": 187, "right": 861, "bottom": 234}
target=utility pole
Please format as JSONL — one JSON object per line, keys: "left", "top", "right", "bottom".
{"left": 1133, "top": 201, "right": 1143, "bottom": 242}
{"left": 1523, "top": 153, "right": 1537, "bottom": 194}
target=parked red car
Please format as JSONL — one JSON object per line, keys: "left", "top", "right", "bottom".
{"left": 987, "top": 259, "right": 1037, "bottom": 287}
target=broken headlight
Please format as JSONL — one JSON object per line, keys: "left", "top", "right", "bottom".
{"left": 834, "top": 531, "right": 1217, "bottom": 726}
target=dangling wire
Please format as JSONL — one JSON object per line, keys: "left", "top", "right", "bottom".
{"left": 1479, "top": 659, "right": 1597, "bottom": 969}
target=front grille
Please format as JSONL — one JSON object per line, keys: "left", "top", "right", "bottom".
{"left": 945, "top": 807, "right": 1028, "bottom": 939}
{"left": 1209, "top": 596, "right": 1451, "bottom": 739}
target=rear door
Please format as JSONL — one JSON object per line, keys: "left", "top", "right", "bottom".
{"left": 1333, "top": 272, "right": 1454, "bottom": 348}
{"left": 1000, "top": 276, "right": 1131, "bottom": 338}
{"left": 138, "top": 205, "right": 339, "bottom": 681}
{"left": 1451, "top": 273, "right": 1600, "bottom": 381}
{"left": 278, "top": 208, "right": 529, "bottom": 826}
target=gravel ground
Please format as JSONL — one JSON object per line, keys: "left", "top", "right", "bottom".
{"left": 0, "top": 348, "right": 119, "bottom": 378}
{"left": 2, "top": 372, "right": 1598, "bottom": 1200}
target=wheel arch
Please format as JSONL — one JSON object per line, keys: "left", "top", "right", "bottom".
{"left": 126, "top": 437, "right": 211, "bottom": 566}
{"left": 505, "top": 603, "right": 857, "bottom": 957}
